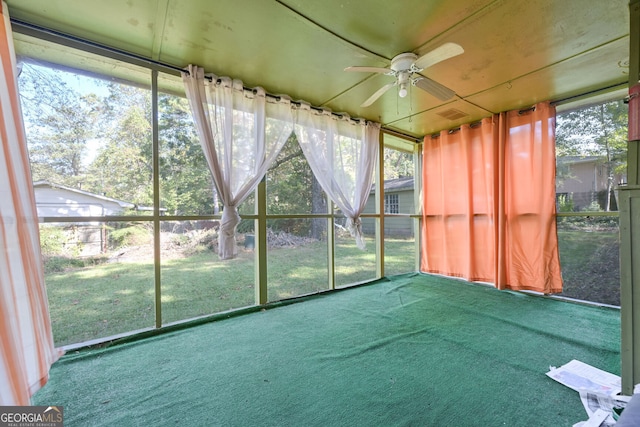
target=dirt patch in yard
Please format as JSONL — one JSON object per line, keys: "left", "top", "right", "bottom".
{"left": 108, "top": 229, "right": 318, "bottom": 264}
{"left": 558, "top": 239, "right": 620, "bottom": 307}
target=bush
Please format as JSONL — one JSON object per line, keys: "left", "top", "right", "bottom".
{"left": 557, "top": 194, "right": 574, "bottom": 213}
{"left": 582, "top": 200, "right": 603, "bottom": 212}
{"left": 182, "top": 229, "right": 218, "bottom": 255}
{"left": 109, "top": 224, "right": 152, "bottom": 249}
{"left": 557, "top": 215, "right": 618, "bottom": 232}
{"left": 237, "top": 219, "right": 254, "bottom": 234}
{"left": 39, "top": 226, "right": 67, "bottom": 256}
{"left": 39, "top": 225, "right": 83, "bottom": 257}
{"left": 268, "top": 218, "right": 312, "bottom": 236}
{"left": 43, "top": 255, "right": 108, "bottom": 274}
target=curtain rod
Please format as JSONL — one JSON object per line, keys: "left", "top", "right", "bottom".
{"left": 11, "top": 17, "right": 421, "bottom": 141}
{"left": 202, "top": 75, "right": 374, "bottom": 126}
{"left": 550, "top": 82, "right": 627, "bottom": 106}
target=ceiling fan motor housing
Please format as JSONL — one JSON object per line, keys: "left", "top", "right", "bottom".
{"left": 390, "top": 53, "right": 419, "bottom": 73}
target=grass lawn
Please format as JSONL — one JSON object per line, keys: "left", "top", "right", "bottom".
{"left": 44, "top": 237, "right": 416, "bottom": 347}
{"left": 45, "top": 228, "right": 618, "bottom": 348}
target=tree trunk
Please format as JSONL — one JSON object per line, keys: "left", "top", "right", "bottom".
{"left": 212, "top": 185, "right": 220, "bottom": 214}
{"left": 601, "top": 104, "right": 612, "bottom": 212}
{"left": 606, "top": 177, "right": 613, "bottom": 212}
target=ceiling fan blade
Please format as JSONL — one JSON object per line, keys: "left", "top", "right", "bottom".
{"left": 361, "top": 82, "right": 396, "bottom": 107}
{"left": 344, "top": 66, "right": 392, "bottom": 74}
{"left": 413, "top": 42, "right": 464, "bottom": 70}
{"left": 413, "top": 77, "right": 456, "bottom": 101}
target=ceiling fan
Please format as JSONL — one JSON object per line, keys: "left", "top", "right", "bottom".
{"left": 345, "top": 43, "right": 464, "bottom": 107}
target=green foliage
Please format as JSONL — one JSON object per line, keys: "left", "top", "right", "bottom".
{"left": 180, "top": 229, "right": 218, "bottom": 256}
{"left": 85, "top": 85, "right": 154, "bottom": 206}
{"left": 556, "top": 101, "right": 627, "bottom": 155}
{"left": 267, "top": 134, "right": 313, "bottom": 213}
{"left": 39, "top": 226, "right": 68, "bottom": 256}
{"left": 266, "top": 134, "right": 316, "bottom": 235}
{"left": 20, "top": 61, "right": 417, "bottom": 232}
{"left": 19, "top": 62, "right": 102, "bottom": 186}
{"left": 20, "top": 64, "right": 179, "bottom": 209}
{"left": 556, "top": 100, "right": 628, "bottom": 212}
{"left": 558, "top": 215, "right": 618, "bottom": 232}
{"left": 158, "top": 94, "right": 215, "bottom": 215}
{"left": 582, "top": 200, "right": 603, "bottom": 212}
{"left": 384, "top": 147, "right": 414, "bottom": 180}
{"left": 556, "top": 100, "right": 628, "bottom": 178}
{"left": 109, "top": 224, "right": 152, "bottom": 249}
{"left": 557, "top": 194, "right": 574, "bottom": 213}
{"left": 268, "top": 218, "right": 311, "bottom": 236}
{"left": 39, "top": 225, "right": 82, "bottom": 257}
{"left": 237, "top": 219, "right": 255, "bottom": 234}
{"left": 43, "top": 255, "right": 108, "bottom": 274}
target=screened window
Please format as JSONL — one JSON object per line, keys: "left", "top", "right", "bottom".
{"left": 554, "top": 97, "right": 625, "bottom": 306}
{"left": 555, "top": 99, "right": 627, "bottom": 212}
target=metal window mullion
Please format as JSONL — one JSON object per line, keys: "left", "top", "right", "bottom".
{"left": 152, "top": 70, "right": 162, "bottom": 328}
{"left": 255, "top": 179, "right": 268, "bottom": 305}
{"left": 376, "top": 132, "right": 384, "bottom": 278}
{"left": 414, "top": 143, "right": 423, "bottom": 272}
{"left": 328, "top": 194, "right": 335, "bottom": 290}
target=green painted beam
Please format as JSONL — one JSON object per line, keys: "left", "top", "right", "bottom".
{"left": 629, "top": 0, "right": 640, "bottom": 187}
{"left": 376, "top": 131, "right": 385, "bottom": 279}
{"left": 620, "top": 186, "right": 640, "bottom": 395}
{"left": 255, "top": 179, "right": 268, "bottom": 305}
{"left": 327, "top": 194, "right": 335, "bottom": 291}
{"left": 414, "top": 142, "right": 423, "bottom": 273}
{"left": 621, "top": 0, "right": 640, "bottom": 396}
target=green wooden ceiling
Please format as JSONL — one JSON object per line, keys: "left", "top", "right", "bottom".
{"left": 5, "top": 0, "right": 631, "bottom": 139}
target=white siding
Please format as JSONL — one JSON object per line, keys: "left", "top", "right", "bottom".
{"left": 34, "top": 187, "right": 127, "bottom": 217}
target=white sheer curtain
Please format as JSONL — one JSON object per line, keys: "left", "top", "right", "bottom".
{"left": 0, "top": 0, "right": 61, "bottom": 405}
{"left": 294, "top": 103, "right": 379, "bottom": 249}
{"left": 183, "top": 65, "right": 293, "bottom": 259}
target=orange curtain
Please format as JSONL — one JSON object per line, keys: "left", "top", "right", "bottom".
{"left": 0, "top": 1, "right": 61, "bottom": 405}
{"left": 421, "top": 102, "right": 562, "bottom": 294}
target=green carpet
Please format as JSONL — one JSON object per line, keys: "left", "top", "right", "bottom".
{"left": 33, "top": 273, "right": 620, "bottom": 426}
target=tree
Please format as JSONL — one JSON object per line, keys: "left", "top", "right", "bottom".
{"left": 555, "top": 100, "right": 628, "bottom": 211}
{"left": 383, "top": 148, "right": 414, "bottom": 180}
{"left": 158, "top": 93, "right": 215, "bottom": 215}
{"left": 18, "top": 62, "right": 101, "bottom": 188}
{"left": 84, "top": 84, "right": 154, "bottom": 206}
{"left": 265, "top": 138, "right": 416, "bottom": 238}
{"left": 19, "top": 60, "right": 415, "bottom": 224}
{"left": 266, "top": 134, "right": 324, "bottom": 236}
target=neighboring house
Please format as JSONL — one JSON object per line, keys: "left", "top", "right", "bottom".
{"left": 362, "top": 177, "right": 415, "bottom": 237}
{"left": 556, "top": 156, "right": 626, "bottom": 211}
{"left": 34, "top": 180, "right": 135, "bottom": 217}
{"left": 33, "top": 181, "right": 135, "bottom": 256}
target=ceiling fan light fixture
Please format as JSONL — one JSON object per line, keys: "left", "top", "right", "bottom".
{"left": 398, "top": 83, "right": 408, "bottom": 98}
